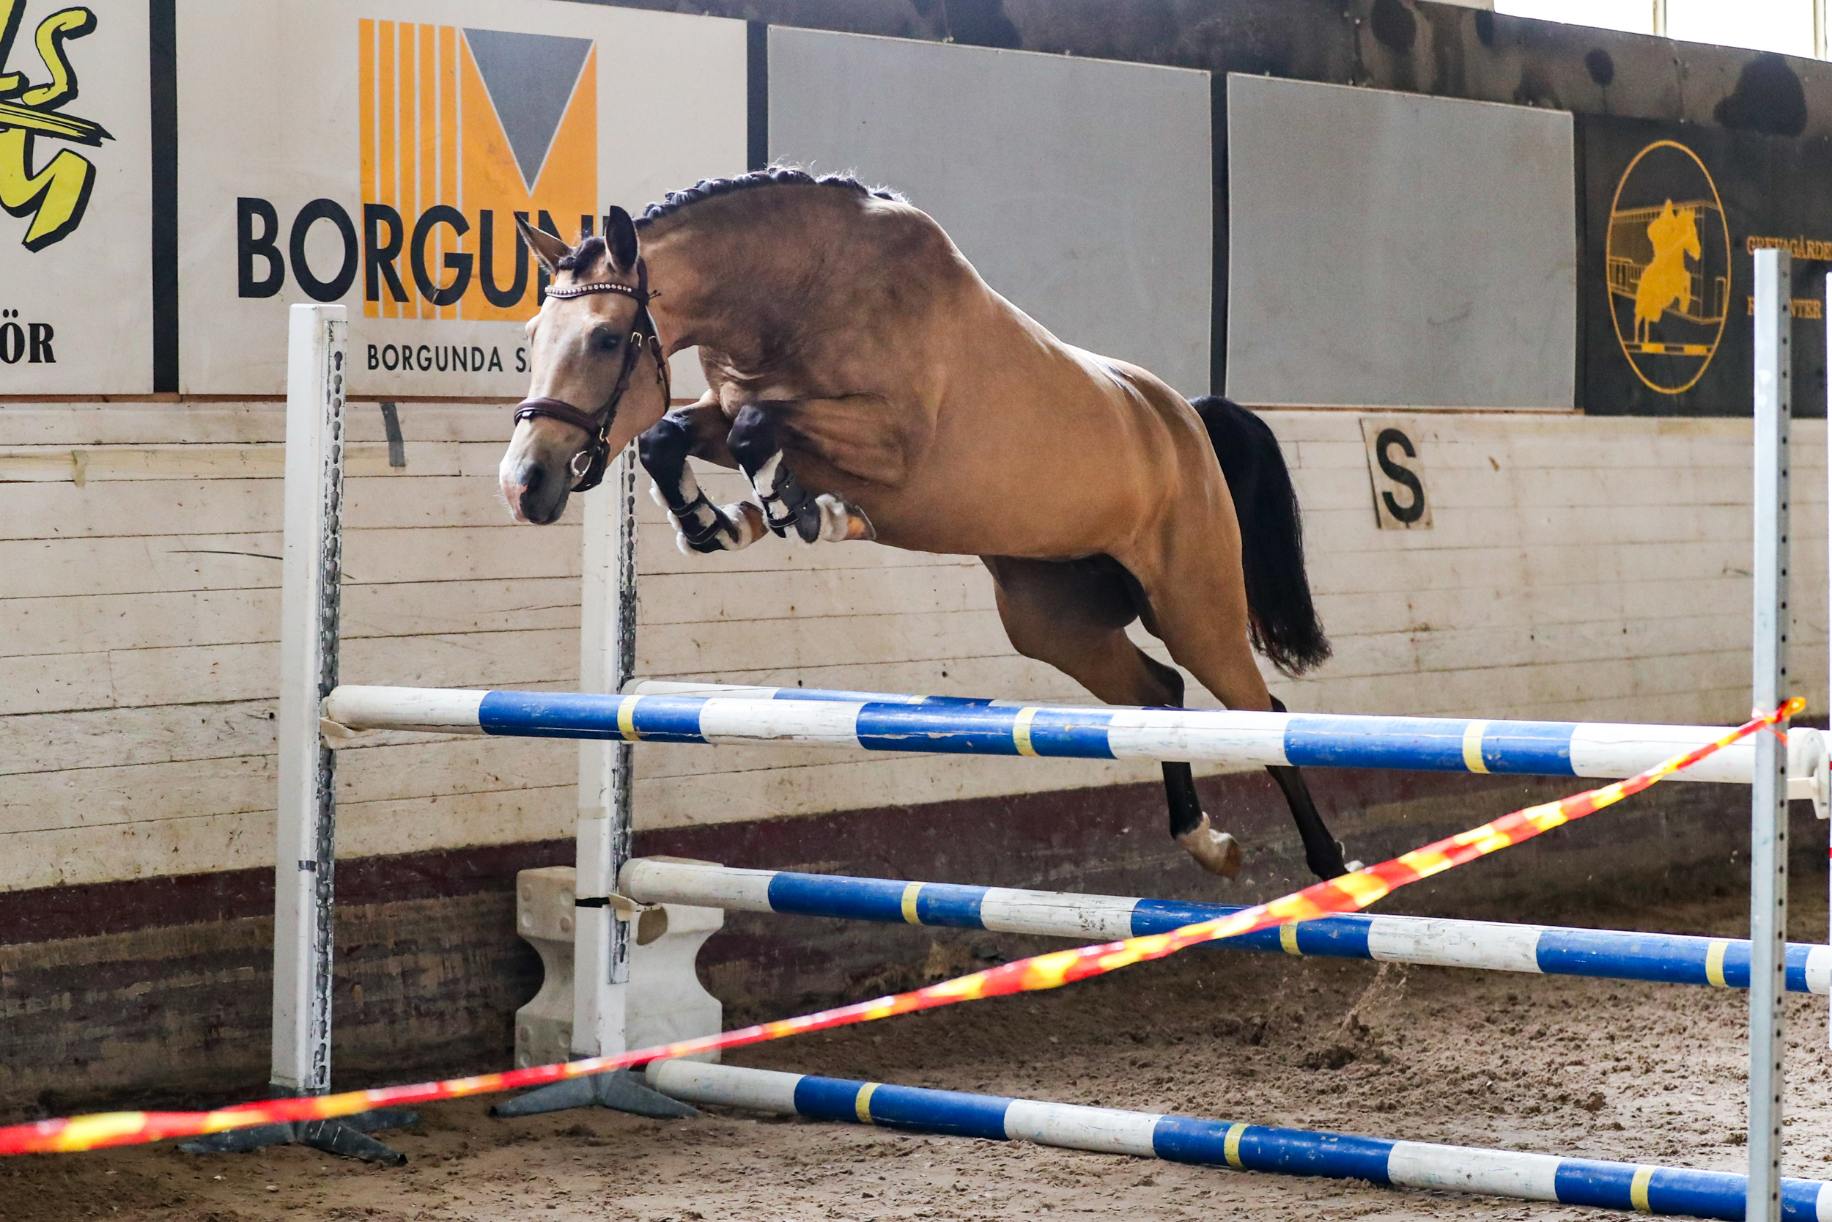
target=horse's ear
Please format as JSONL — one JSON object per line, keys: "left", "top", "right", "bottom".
{"left": 605, "top": 206, "right": 639, "bottom": 273}
{"left": 515, "top": 213, "right": 572, "bottom": 274}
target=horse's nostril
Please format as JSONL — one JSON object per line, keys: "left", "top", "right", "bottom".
{"left": 515, "top": 463, "right": 565, "bottom": 525}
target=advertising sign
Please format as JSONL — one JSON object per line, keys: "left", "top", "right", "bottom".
{"left": 176, "top": 0, "right": 746, "bottom": 396}
{"left": 0, "top": 0, "right": 152, "bottom": 393}
{"left": 1581, "top": 117, "right": 1832, "bottom": 416}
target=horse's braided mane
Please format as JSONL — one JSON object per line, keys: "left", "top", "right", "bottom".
{"left": 553, "top": 166, "right": 903, "bottom": 272}
{"left": 638, "top": 166, "right": 904, "bottom": 228}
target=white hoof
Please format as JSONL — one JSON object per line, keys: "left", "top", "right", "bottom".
{"left": 813, "top": 494, "right": 847, "bottom": 543}
{"left": 1344, "top": 860, "right": 1365, "bottom": 874}
{"left": 1176, "top": 814, "right": 1242, "bottom": 879}
{"left": 723, "top": 500, "right": 767, "bottom": 549}
{"left": 812, "top": 493, "right": 874, "bottom": 543}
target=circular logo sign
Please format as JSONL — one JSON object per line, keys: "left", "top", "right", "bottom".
{"left": 1605, "top": 140, "right": 1732, "bottom": 395}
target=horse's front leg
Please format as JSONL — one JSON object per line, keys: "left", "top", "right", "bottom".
{"left": 637, "top": 398, "right": 767, "bottom": 554}
{"left": 727, "top": 398, "right": 888, "bottom": 544}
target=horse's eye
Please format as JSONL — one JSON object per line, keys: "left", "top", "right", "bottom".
{"left": 595, "top": 328, "right": 623, "bottom": 353}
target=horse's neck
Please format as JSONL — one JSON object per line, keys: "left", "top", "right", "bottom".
{"left": 643, "top": 195, "right": 846, "bottom": 363}
{"left": 643, "top": 188, "right": 1001, "bottom": 406}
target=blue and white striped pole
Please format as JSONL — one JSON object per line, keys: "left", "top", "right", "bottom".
{"left": 620, "top": 860, "right": 1832, "bottom": 995}
{"left": 644, "top": 1061, "right": 1832, "bottom": 1220}
{"left": 321, "top": 685, "right": 1830, "bottom": 794}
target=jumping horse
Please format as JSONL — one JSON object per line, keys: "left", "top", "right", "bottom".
{"left": 500, "top": 168, "right": 1351, "bottom": 881}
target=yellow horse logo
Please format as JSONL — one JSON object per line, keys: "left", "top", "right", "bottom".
{"left": 1606, "top": 139, "right": 1729, "bottom": 395}
{"left": 1633, "top": 200, "right": 1702, "bottom": 345}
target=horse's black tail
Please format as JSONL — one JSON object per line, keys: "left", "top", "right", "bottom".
{"left": 1191, "top": 395, "right": 1331, "bottom": 676}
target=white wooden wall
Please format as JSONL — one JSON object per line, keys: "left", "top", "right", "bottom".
{"left": 0, "top": 405, "right": 1821, "bottom": 890}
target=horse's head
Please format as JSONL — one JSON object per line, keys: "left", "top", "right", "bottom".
{"left": 1681, "top": 207, "right": 1702, "bottom": 260}
{"left": 500, "top": 206, "right": 670, "bottom": 524}
{"left": 1658, "top": 199, "right": 1702, "bottom": 261}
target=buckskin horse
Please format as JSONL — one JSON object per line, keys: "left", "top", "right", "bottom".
{"left": 499, "top": 168, "right": 1350, "bottom": 881}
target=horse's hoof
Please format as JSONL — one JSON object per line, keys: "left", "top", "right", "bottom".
{"left": 1177, "top": 815, "right": 1242, "bottom": 879}
{"left": 727, "top": 501, "right": 767, "bottom": 547}
{"left": 1306, "top": 840, "right": 1362, "bottom": 881}
{"left": 676, "top": 501, "right": 767, "bottom": 555}
{"left": 792, "top": 501, "right": 825, "bottom": 544}
{"left": 820, "top": 494, "right": 874, "bottom": 542}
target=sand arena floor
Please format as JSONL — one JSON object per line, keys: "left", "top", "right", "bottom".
{"left": 5, "top": 878, "right": 1832, "bottom": 1222}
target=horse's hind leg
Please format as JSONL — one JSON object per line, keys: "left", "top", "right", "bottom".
{"left": 1264, "top": 702, "right": 1357, "bottom": 878}
{"left": 1121, "top": 521, "right": 1352, "bottom": 880}
{"left": 986, "top": 557, "right": 1242, "bottom": 878}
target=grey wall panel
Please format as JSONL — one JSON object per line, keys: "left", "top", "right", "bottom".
{"left": 1226, "top": 75, "right": 1575, "bottom": 409}
{"left": 770, "top": 28, "right": 1212, "bottom": 396}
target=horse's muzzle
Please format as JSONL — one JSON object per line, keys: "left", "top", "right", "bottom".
{"left": 502, "top": 459, "right": 569, "bottom": 525}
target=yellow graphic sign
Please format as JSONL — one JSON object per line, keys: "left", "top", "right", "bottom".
{"left": 1605, "top": 140, "right": 1731, "bottom": 395}
{"left": 356, "top": 19, "right": 597, "bottom": 321}
{"left": 0, "top": 0, "right": 108, "bottom": 251}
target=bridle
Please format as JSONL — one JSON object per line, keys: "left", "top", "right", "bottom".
{"left": 513, "top": 257, "right": 670, "bottom": 493}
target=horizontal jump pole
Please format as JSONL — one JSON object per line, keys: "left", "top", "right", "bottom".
{"left": 323, "top": 685, "right": 1830, "bottom": 793}
{"left": 644, "top": 1061, "right": 1832, "bottom": 1220}
{"left": 622, "top": 860, "right": 1832, "bottom": 995}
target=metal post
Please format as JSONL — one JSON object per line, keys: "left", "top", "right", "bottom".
{"left": 1825, "top": 269, "right": 1832, "bottom": 1052}
{"left": 492, "top": 446, "right": 692, "bottom": 1119}
{"left": 184, "top": 305, "right": 411, "bottom": 1162}
{"left": 1748, "top": 248, "right": 1791, "bottom": 1222}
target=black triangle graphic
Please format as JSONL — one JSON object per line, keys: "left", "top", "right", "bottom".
{"left": 464, "top": 28, "right": 593, "bottom": 192}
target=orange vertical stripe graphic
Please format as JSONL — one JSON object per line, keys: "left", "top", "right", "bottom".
{"left": 358, "top": 20, "right": 377, "bottom": 320}
{"left": 456, "top": 37, "right": 596, "bottom": 322}
{"left": 418, "top": 23, "right": 437, "bottom": 321}
{"left": 377, "top": 22, "right": 397, "bottom": 320}
{"left": 360, "top": 20, "right": 600, "bottom": 323}
{"left": 397, "top": 24, "right": 418, "bottom": 317}
{"left": 439, "top": 25, "right": 459, "bottom": 320}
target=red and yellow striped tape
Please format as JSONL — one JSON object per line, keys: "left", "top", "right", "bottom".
{"left": 0, "top": 699, "right": 1799, "bottom": 1156}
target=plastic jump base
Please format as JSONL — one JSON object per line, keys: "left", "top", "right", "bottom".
{"left": 323, "top": 685, "right": 1829, "bottom": 796}
{"left": 645, "top": 1061, "right": 1832, "bottom": 1221}
{"left": 620, "top": 860, "right": 1832, "bottom": 995}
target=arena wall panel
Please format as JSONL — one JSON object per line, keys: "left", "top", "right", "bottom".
{"left": 0, "top": 405, "right": 1820, "bottom": 892}
{"left": 766, "top": 28, "right": 1213, "bottom": 396}
{"left": 1226, "top": 75, "right": 1576, "bottom": 409}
